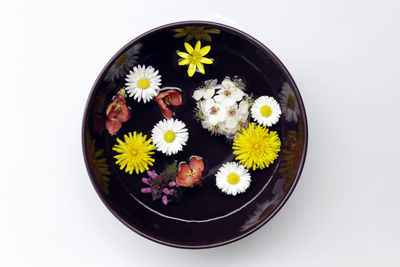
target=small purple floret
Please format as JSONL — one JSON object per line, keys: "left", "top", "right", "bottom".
{"left": 147, "top": 170, "right": 158, "bottom": 179}
{"left": 141, "top": 187, "right": 152, "bottom": 193}
{"left": 162, "top": 195, "right": 169, "bottom": 205}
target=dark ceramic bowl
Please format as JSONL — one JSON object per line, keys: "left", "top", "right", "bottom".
{"left": 82, "top": 21, "right": 308, "bottom": 248}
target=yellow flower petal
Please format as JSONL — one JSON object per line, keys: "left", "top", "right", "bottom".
{"left": 172, "top": 28, "right": 184, "bottom": 33}
{"left": 185, "top": 34, "right": 194, "bottom": 42}
{"left": 184, "top": 42, "right": 193, "bottom": 54}
{"left": 177, "top": 52, "right": 189, "bottom": 58}
{"left": 200, "top": 45, "right": 211, "bottom": 56}
{"left": 194, "top": 41, "right": 201, "bottom": 52}
{"left": 200, "top": 57, "right": 213, "bottom": 64}
{"left": 204, "top": 28, "right": 220, "bottom": 34}
{"left": 196, "top": 62, "right": 205, "bottom": 74}
{"left": 178, "top": 58, "right": 190, "bottom": 65}
{"left": 173, "top": 32, "right": 187, "bottom": 38}
{"left": 202, "top": 33, "right": 212, "bottom": 42}
{"left": 188, "top": 63, "right": 196, "bottom": 77}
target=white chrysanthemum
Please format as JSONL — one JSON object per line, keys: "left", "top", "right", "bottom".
{"left": 216, "top": 162, "right": 251, "bottom": 196}
{"left": 104, "top": 43, "right": 142, "bottom": 82}
{"left": 214, "top": 86, "right": 244, "bottom": 107}
{"left": 125, "top": 65, "right": 162, "bottom": 103}
{"left": 151, "top": 118, "right": 189, "bottom": 156}
{"left": 193, "top": 79, "right": 221, "bottom": 101}
{"left": 203, "top": 98, "right": 227, "bottom": 125}
{"left": 280, "top": 82, "right": 300, "bottom": 123}
{"left": 251, "top": 96, "right": 281, "bottom": 127}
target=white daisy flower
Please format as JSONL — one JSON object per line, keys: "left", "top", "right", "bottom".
{"left": 104, "top": 43, "right": 142, "bottom": 82}
{"left": 203, "top": 98, "right": 227, "bottom": 125}
{"left": 251, "top": 96, "right": 281, "bottom": 127}
{"left": 280, "top": 82, "right": 300, "bottom": 123}
{"left": 214, "top": 86, "right": 244, "bottom": 107}
{"left": 125, "top": 65, "right": 162, "bottom": 103}
{"left": 216, "top": 162, "right": 251, "bottom": 196}
{"left": 151, "top": 118, "right": 189, "bottom": 156}
{"left": 193, "top": 79, "right": 221, "bottom": 101}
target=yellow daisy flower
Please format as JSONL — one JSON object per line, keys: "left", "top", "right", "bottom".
{"left": 86, "top": 132, "right": 111, "bottom": 194}
{"left": 172, "top": 26, "right": 220, "bottom": 42}
{"left": 177, "top": 41, "right": 213, "bottom": 77}
{"left": 113, "top": 131, "right": 156, "bottom": 174}
{"left": 232, "top": 123, "right": 281, "bottom": 170}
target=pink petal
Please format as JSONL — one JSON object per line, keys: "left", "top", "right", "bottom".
{"left": 141, "top": 188, "right": 152, "bottom": 193}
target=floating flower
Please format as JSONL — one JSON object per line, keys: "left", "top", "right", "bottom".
{"left": 86, "top": 132, "right": 111, "bottom": 194}
{"left": 176, "top": 156, "right": 205, "bottom": 187}
{"left": 141, "top": 162, "right": 180, "bottom": 205}
{"left": 214, "top": 85, "right": 244, "bottom": 107}
{"left": 104, "top": 43, "right": 142, "bottom": 82}
{"left": 125, "top": 65, "right": 162, "bottom": 103}
{"left": 151, "top": 118, "right": 189, "bottom": 156}
{"left": 202, "top": 98, "right": 227, "bottom": 125}
{"left": 279, "top": 82, "right": 300, "bottom": 123}
{"left": 193, "top": 77, "right": 252, "bottom": 139}
{"left": 113, "top": 132, "right": 155, "bottom": 174}
{"left": 216, "top": 162, "right": 251, "bottom": 196}
{"left": 222, "top": 76, "right": 245, "bottom": 91}
{"left": 233, "top": 123, "right": 281, "bottom": 170}
{"left": 172, "top": 26, "right": 220, "bottom": 42}
{"left": 251, "top": 96, "right": 281, "bottom": 127}
{"left": 193, "top": 79, "right": 221, "bottom": 101}
{"left": 105, "top": 88, "right": 130, "bottom": 135}
{"left": 177, "top": 41, "right": 213, "bottom": 77}
{"left": 155, "top": 89, "right": 182, "bottom": 119}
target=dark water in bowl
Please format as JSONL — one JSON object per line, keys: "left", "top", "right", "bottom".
{"left": 84, "top": 22, "right": 306, "bottom": 247}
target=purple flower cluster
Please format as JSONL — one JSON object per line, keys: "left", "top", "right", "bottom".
{"left": 141, "top": 170, "right": 179, "bottom": 205}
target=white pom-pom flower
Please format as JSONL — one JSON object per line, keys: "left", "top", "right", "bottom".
{"left": 251, "top": 96, "right": 281, "bottom": 127}
{"left": 151, "top": 118, "right": 189, "bottom": 156}
{"left": 125, "top": 65, "right": 162, "bottom": 103}
{"left": 216, "top": 162, "right": 251, "bottom": 196}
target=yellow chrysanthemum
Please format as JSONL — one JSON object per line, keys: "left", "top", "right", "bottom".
{"left": 86, "top": 132, "right": 111, "bottom": 194}
{"left": 112, "top": 131, "right": 155, "bottom": 174}
{"left": 177, "top": 41, "right": 213, "bottom": 77}
{"left": 232, "top": 123, "right": 281, "bottom": 170}
{"left": 172, "top": 26, "right": 220, "bottom": 42}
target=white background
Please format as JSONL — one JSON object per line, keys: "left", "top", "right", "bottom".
{"left": 1, "top": 0, "right": 400, "bottom": 266}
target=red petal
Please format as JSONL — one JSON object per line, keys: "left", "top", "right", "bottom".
{"left": 105, "top": 119, "right": 122, "bottom": 135}
{"left": 117, "top": 105, "right": 130, "bottom": 122}
{"left": 168, "top": 90, "right": 182, "bottom": 106}
{"left": 190, "top": 157, "right": 204, "bottom": 172}
{"left": 106, "top": 103, "right": 118, "bottom": 119}
{"left": 155, "top": 92, "right": 168, "bottom": 109}
{"left": 161, "top": 107, "right": 173, "bottom": 119}
{"left": 177, "top": 163, "right": 191, "bottom": 179}
{"left": 176, "top": 175, "right": 193, "bottom": 187}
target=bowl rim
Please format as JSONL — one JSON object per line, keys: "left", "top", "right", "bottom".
{"left": 81, "top": 20, "right": 308, "bottom": 249}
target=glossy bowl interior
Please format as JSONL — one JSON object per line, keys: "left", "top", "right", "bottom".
{"left": 82, "top": 21, "right": 308, "bottom": 248}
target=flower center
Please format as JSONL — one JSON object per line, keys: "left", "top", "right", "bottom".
{"left": 163, "top": 130, "right": 176, "bottom": 143}
{"left": 163, "top": 95, "right": 171, "bottom": 105}
{"left": 115, "top": 53, "right": 128, "bottom": 67}
{"left": 227, "top": 173, "right": 240, "bottom": 185}
{"left": 138, "top": 78, "right": 150, "bottom": 89}
{"left": 287, "top": 94, "right": 296, "bottom": 110}
{"left": 210, "top": 106, "right": 219, "bottom": 115}
{"left": 228, "top": 108, "right": 236, "bottom": 116}
{"left": 128, "top": 147, "right": 139, "bottom": 157}
{"left": 191, "top": 51, "right": 202, "bottom": 63}
{"left": 260, "top": 105, "right": 272, "bottom": 118}
{"left": 186, "top": 169, "right": 197, "bottom": 177}
{"left": 223, "top": 89, "right": 232, "bottom": 97}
